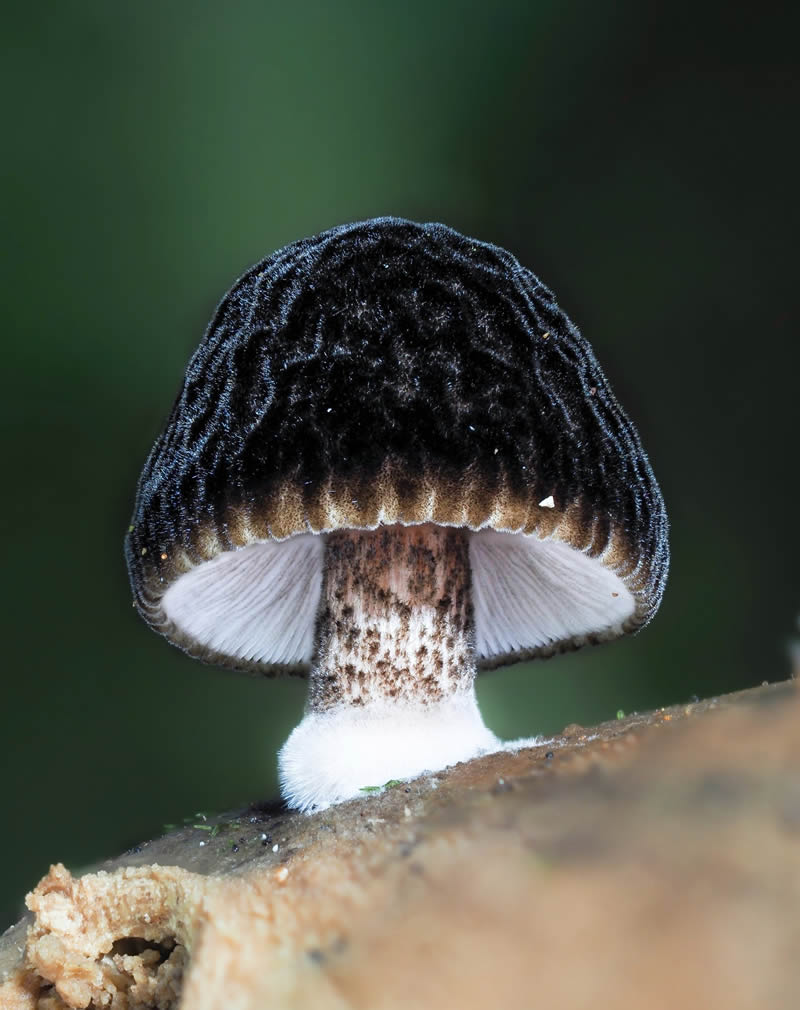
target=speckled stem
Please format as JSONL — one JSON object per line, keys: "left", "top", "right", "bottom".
{"left": 309, "top": 524, "right": 476, "bottom": 712}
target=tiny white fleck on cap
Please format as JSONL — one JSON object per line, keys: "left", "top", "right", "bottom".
{"left": 538, "top": 495, "right": 555, "bottom": 508}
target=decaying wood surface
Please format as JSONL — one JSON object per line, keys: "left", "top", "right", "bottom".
{"left": 1, "top": 681, "right": 798, "bottom": 1009}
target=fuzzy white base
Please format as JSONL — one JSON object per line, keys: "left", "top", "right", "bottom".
{"left": 278, "top": 692, "right": 502, "bottom": 812}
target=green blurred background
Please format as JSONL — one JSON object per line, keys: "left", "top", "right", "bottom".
{"left": 2, "top": 0, "right": 798, "bottom": 929}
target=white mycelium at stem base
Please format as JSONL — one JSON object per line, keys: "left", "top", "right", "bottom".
{"left": 278, "top": 523, "right": 501, "bottom": 811}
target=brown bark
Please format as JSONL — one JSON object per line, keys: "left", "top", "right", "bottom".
{"left": 1, "top": 681, "right": 797, "bottom": 1009}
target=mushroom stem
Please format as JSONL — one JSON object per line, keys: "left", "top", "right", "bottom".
{"left": 314, "top": 524, "right": 477, "bottom": 710}
{"left": 278, "top": 524, "right": 500, "bottom": 811}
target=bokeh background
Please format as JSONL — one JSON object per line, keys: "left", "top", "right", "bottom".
{"left": 2, "top": 0, "right": 798, "bottom": 929}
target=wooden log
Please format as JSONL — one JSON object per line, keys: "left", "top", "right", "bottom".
{"left": 1, "top": 681, "right": 797, "bottom": 1009}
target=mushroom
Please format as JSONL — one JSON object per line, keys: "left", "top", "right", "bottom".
{"left": 126, "top": 218, "right": 669, "bottom": 812}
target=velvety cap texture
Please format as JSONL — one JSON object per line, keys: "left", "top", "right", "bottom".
{"left": 126, "top": 218, "right": 669, "bottom": 674}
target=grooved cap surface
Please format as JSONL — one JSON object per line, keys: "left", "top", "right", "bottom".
{"left": 126, "top": 218, "right": 669, "bottom": 675}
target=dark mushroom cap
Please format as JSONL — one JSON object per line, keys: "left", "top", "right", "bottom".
{"left": 126, "top": 217, "right": 669, "bottom": 674}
